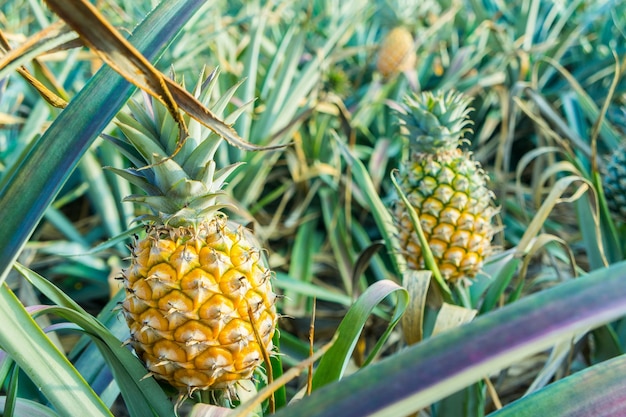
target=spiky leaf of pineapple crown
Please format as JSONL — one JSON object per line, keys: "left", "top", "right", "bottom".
{"left": 396, "top": 90, "right": 474, "bottom": 153}
{"left": 106, "top": 68, "right": 249, "bottom": 227}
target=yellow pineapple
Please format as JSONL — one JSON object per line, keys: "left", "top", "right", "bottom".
{"left": 108, "top": 69, "right": 277, "bottom": 395}
{"left": 376, "top": 26, "right": 416, "bottom": 78}
{"left": 391, "top": 90, "right": 497, "bottom": 283}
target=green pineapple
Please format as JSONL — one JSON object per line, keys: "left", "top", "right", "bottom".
{"left": 603, "top": 141, "right": 626, "bottom": 222}
{"left": 108, "top": 69, "right": 277, "bottom": 396}
{"left": 390, "top": 90, "right": 497, "bottom": 283}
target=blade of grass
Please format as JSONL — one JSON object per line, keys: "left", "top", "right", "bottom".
{"left": 283, "top": 218, "right": 318, "bottom": 315}
{"left": 234, "top": 0, "right": 270, "bottom": 143}
{"left": 536, "top": 56, "right": 622, "bottom": 149}
{"left": 274, "top": 272, "right": 354, "bottom": 307}
{"left": 320, "top": 188, "right": 355, "bottom": 296}
{"left": 479, "top": 256, "right": 521, "bottom": 314}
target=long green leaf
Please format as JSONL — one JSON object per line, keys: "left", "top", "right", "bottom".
{"left": 320, "top": 188, "right": 355, "bottom": 295}
{"left": 0, "top": 397, "right": 60, "bottom": 417}
{"left": 479, "top": 256, "right": 521, "bottom": 314}
{"left": 335, "top": 136, "right": 407, "bottom": 276}
{"left": 284, "top": 218, "right": 318, "bottom": 315}
{"left": 311, "top": 279, "right": 409, "bottom": 390}
{"left": 0, "top": 0, "right": 207, "bottom": 285}
{"left": 489, "top": 353, "right": 626, "bottom": 416}
{"left": 33, "top": 305, "right": 171, "bottom": 417}
{"left": 3, "top": 362, "right": 19, "bottom": 417}
{"left": 14, "top": 263, "right": 175, "bottom": 417}
{"left": 44, "top": 0, "right": 275, "bottom": 153}
{"left": 0, "top": 285, "right": 113, "bottom": 416}
{"left": 272, "top": 261, "right": 626, "bottom": 417}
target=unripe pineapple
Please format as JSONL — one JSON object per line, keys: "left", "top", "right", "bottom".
{"left": 376, "top": 26, "right": 416, "bottom": 77}
{"left": 603, "top": 141, "right": 626, "bottom": 222}
{"left": 391, "top": 90, "right": 497, "bottom": 283}
{"left": 109, "top": 69, "right": 277, "bottom": 395}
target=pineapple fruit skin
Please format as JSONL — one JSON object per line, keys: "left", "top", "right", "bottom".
{"left": 122, "top": 216, "right": 277, "bottom": 391}
{"left": 391, "top": 90, "right": 497, "bottom": 283}
{"left": 376, "top": 27, "right": 416, "bottom": 77}
{"left": 392, "top": 149, "right": 496, "bottom": 282}
{"left": 603, "top": 143, "right": 626, "bottom": 222}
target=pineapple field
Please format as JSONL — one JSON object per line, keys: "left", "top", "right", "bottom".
{"left": 0, "top": 0, "right": 625, "bottom": 416}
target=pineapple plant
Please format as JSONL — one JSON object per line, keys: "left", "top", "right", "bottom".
{"left": 376, "top": 26, "right": 416, "bottom": 78}
{"left": 390, "top": 90, "right": 497, "bottom": 283}
{"left": 602, "top": 141, "right": 626, "bottom": 222}
{"left": 107, "top": 69, "right": 278, "bottom": 397}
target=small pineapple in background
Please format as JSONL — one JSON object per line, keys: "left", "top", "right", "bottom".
{"left": 390, "top": 90, "right": 497, "bottom": 283}
{"left": 374, "top": 0, "right": 441, "bottom": 78}
{"left": 603, "top": 141, "right": 626, "bottom": 223}
{"left": 376, "top": 26, "right": 416, "bottom": 78}
{"left": 108, "top": 69, "right": 277, "bottom": 396}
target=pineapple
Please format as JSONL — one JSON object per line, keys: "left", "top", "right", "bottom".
{"left": 603, "top": 141, "right": 626, "bottom": 222}
{"left": 108, "top": 69, "right": 277, "bottom": 395}
{"left": 390, "top": 90, "right": 497, "bottom": 283}
{"left": 376, "top": 26, "right": 416, "bottom": 78}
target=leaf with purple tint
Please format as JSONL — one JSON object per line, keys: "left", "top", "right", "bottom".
{"left": 489, "top": 353, "right": 626, "bottom": 416}
{"left": 272, "top": 260, "right": 626, "bottom": 417}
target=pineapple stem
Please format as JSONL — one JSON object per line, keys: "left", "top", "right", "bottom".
{"left": 452, "top": 284, "right": 472, "bottom": 309}
{"left": 391, "top": 170, "right": 452, "bottom": 302}
{"left": 198, "top": 390, "right": 212, "bottom": 404}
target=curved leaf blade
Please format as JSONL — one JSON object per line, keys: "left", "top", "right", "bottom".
{"left": 489, "top": 353, "right": 626, "bottom": 417}
{"left": 0, "top": 286, "right": 112, "bottom": 417}
{"left": 14, "top": 262, "right": 175, "bottom": 417}
{"left": 311, "top": 279, "right": 409, "bottom": 390}
{"left": 0, "top": 397, "right": 60, "bottom": 417}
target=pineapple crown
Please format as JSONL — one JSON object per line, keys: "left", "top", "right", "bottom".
{"left": 105, "top": 68, "right": 250, "bottom": 227}
{"left": 395, "top": 90, "right": 474, "bottom": 153}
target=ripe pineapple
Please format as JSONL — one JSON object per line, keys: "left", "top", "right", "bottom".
{"left": 603, "top": 141, "right": 626, "bottom": 222}
{"left": 376, "top": 26, "right": 416, "bottom": 78}
{"left": 109, "top": 69, "right": 277, "bottom": 394}
{"left": 390, "top": 90, "right": 497, "bottom": 283}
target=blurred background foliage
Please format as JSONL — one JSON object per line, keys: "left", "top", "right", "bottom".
{"left": 1, "top": 0, "right": 626, "bottom": 415}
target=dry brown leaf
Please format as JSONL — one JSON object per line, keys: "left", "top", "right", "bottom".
{"left": 400, "top": 270, "right": 431, "bottom": 345}
{"left": 0, "top": 24, "right": 73, "bottom": 108}
{"left": 44, "top": 0, "right": 286, "bottom": 151}
{"left": 431, "top": 302, "right": 477, "bottom": 336}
